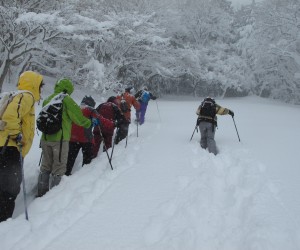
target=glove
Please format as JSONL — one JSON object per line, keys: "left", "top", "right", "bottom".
{"left": 15, "top": 133, "right": 23, "bottom": 144}
{"left": 152, "top": 96, "right": 157, "bottom": 100}
{"left": 92, "top": 118, "right": 100, "bottom": 127}
{"left": 228, "top": 110, "right": 234, "bottom": 117}
{"left": 196, "top": 118, "right": 201, "bottom": 126}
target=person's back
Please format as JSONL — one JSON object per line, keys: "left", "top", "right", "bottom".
{"left": 196, "top": 97, "right": 234, "bottom": 155}
{"left": 134, "top": 86, "right": 157, "bottom": 125}
{"left": 93, "top": 96, "right": 125, "bottom": 157}
{"left": 0, "top": 71, "right": 43, "bottom": 222}
{"left": 115, "top": 87, "right": 140, "bottom": 144}
{"left": 66, "top": 96, "right": 98, "bottom": 176}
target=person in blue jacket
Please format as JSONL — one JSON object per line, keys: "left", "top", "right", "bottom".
{"left": 134, "top": 86, "right": 157, "bottom": 125}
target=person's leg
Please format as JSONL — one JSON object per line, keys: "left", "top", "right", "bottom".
{"left": 50, "top": 141, "right": 69, "bottom": 188}
{"left": 82, "top": 142, "right": 93, "bottom": 165}
{"left": 0, "top": 147, "right": 22, "bottom": 222}
{"left": 139, "top": 103, "right": 148, "bottom": 125}
{"left": 199, "top": 122, "right": 208, "bottom": 149}
{"left": 92, "top": 133, "right": 102, "bottom": 158}
{"left": 66, "top": 142, "right": 81, "bottom": 175}
{"left": 102, "top": 130, "right": 114, "bottom": 150}
{"left": 115, "top": 122, "right": 129, "bottom": 144}
{"left": 37, "top": 140, "right": 53, "bottom": 197}
{"left": 206, "top": 123, "right": 217, "bottom": 155}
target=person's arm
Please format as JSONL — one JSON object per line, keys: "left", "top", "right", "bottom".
{"left": 216, "top": 104, "right": 233, "bottom": 116}
{"left": 150, "top": 92, "right": 157, "bottom": 100}
{"left": 131, "top": 95, "right": 141, "bottom": 110}
{"left": 65, "top": 96, "right": 91, "bottom": 128}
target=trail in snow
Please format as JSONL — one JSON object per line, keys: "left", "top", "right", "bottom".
{"left": 0, "top": 97, "right": 299, "bottom": 250}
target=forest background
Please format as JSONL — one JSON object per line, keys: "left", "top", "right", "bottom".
{"left": 1, "top": 0, "right": 300, "bottom": 103}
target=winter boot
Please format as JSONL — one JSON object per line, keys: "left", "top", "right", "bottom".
{"left": 50, "top": 175, "right": 62, "bottom": 189}
{"left": 37, "top": 170, "right": 50, "bottom": 197}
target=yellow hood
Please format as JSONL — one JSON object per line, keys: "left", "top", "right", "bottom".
{"left": 17, "top": 71, "right": 43, "bottom": 101}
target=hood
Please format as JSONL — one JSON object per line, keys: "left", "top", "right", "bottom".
{"left": 17, "top": 71, "right": 43, "bottom": 101}
{"left": 54, "top": 78, "right": 74, "bottom": 95}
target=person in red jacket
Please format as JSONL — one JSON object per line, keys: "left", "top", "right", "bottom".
{"left": 92, "top": 96, "right": 126, "bottom": 158}
{"left": 115, "top": 87, "right": 140, "bottom": 144}
{"left": 66, "top": 96, "right": 114, "bottom": 176}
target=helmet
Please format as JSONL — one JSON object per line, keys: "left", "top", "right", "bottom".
{"left": 81, "top": 95, "right": 96, "bottom": 108}
{"left": 143, "top": 86, "right": 148, "bottom": 91}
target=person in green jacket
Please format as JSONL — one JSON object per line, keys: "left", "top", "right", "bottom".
{"left": 37, "top": 78, "right": 95, "bottom": 197}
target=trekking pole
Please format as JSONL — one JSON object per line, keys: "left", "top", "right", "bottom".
{"left": 189, "top": 120, "right": 199, "bottom": 141}
{"left": 98, "top": 125, "right": 113, "bottom": 170}
{"left": 125, "top": 134, "right": 128, "bottom": 148}
{"left": 38, "top": 152, "right": 43, "bottom": 166}
{"left": 136, "top": 112, "right": 139, "bottom": 138}
{"left": 155, "top": 100, "right": 162, "bottom": 122}
{"left": 137, "top": 122, "right": 139, "bottom": 137}
{"left": 232, "top": 116, "right": 241, "bottom": 142}
{"left": 18, "top": 143, "right": 29, "bottom": 221}
{"left": 110, "top": 127, "right": 119, "bottom": 162}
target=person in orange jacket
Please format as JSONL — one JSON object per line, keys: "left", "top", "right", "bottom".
{"left": 0, "top": 71, "right": 44, "bottom": 222}
{"left": 115, "top": 86, "right": 140, "bottom": 144}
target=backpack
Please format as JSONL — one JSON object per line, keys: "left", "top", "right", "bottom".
{"left": 199, "top": 97, "right": 216, "bottom": 118}
{"left": 140, "top": 91, "right": 151, "bottom": 103}
{"left": 120, "top": 94, "right": 130, "bottom": 113}
{"left": 36, "top": 93, "right": 67, "bottom": 134}
{"left": 0, "top": 91, "right": 30, "bottom": 131}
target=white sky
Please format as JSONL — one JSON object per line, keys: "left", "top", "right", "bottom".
{"left": 0, "top": 81, "right": 300, "bottom": 249}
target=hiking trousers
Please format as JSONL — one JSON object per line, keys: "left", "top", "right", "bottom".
{"left": 199, "top": 121, "right": 217, "bottom": 155}
{"left": 40, "top": 140, "right": 69, "bottom": 176}
{"left": 66, "top": 142, "right": 93, "bottom": 175}
{"left": 136, "top": 102, "right": 148, "bottom": 125}
{"left": 0, "top": 147, "right": 22, "bottom": 222}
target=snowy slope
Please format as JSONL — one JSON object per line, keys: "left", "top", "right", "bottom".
{"left": 0, "top": 94, "right": 300, "bottom": 250}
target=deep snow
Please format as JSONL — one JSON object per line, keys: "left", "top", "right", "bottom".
{"left": 0, "top": 88, "right": 300, "bottom": 250}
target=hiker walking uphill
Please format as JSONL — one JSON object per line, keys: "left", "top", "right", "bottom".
{"left": 37, "top": 78, "right": 94, "bottom": 197}
{"left": 0, "top": 71, "right": 44, "bottom": 222}
{"left": 115, "top": 87, "right": 140, "bottom": 144}
{"left": 66, "top": 96, "right": 114, "bottom": 176}
{"left": 196, "top": 97, "right": 234, "bottom": 155}
{"left": 93, "top": 96, "right": 126, "bottom": 158}
{"left": 134, "top": 86, "right": 157, "bottom": 125}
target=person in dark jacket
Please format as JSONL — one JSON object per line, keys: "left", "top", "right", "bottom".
{"left": 0, "top": 71, "right": 44, "bottom": 222}
{"left": 135, "top": 86, "right": 157, "bottom": 125}
{"left": 115, "top": 87, "right": 140, "bottom": 144}
{"left": 66, "top": 96, "right": 114, "bottom": 176}
{"left": 196, "top": 97, "right": 234, "bottom": 155}
{"left": 93, "top": 96, "right": 126, "bottom": 158}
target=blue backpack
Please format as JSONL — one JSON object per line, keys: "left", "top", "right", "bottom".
{"left": 140, "top": 91, "right": 151, "bottom": 103}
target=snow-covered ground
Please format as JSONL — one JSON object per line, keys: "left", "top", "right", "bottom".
{"left": 0, "top": 86, "right": 300, "bottom": 249}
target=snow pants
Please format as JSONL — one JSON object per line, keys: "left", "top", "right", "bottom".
{"left": 66, "top": 141, "right": 93, "bottom": 176}
{"left": 115, "top": 122, "right": 129, "bottom": 144}
{"left": 136, "top": 102, "right": 148, "bottom": 125}
{"left": 0, "top": 146, "right": 22, "bottom": 222}
{"left": 199, "top": 121, "right": 217, "bottom": 155}
{"left": 92, "top": 130, "right": 114, "bottom": 158}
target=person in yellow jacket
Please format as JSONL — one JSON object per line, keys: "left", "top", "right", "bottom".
{"left": 0, "top": 71, "right": 44, "bottom": 222}
{"left": 196, "top": 97, "right": 234, "bottom": 155}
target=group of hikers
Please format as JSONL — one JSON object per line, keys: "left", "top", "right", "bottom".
{"left": 0, "top": 71, "right": 157, "bottom": 222}
{"left": 0, "top": 70, "right": 234, "bottom": 223}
